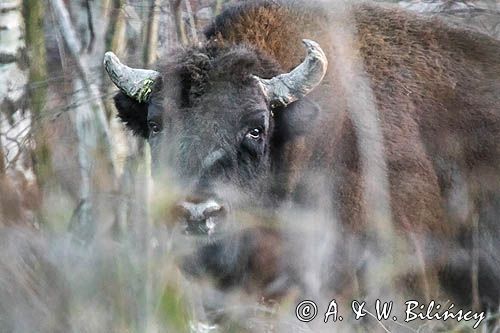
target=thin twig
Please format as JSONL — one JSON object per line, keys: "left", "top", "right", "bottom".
{"left": 0, "top": 135, "right": 5, "bottom": 176}
{"left": 84, "top": 0, "right": 96, "bottom": 52}
{"left": 472, "top": 212, "right": 480, "bottom": 312}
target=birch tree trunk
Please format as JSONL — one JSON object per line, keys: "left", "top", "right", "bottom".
{"left": 0, "top": 0, "right": 29, "bottom": 173}
{"left": 0, "top": 0, "right": 43, "bottom": 226}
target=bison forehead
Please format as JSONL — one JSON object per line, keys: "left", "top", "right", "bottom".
{"left": 159, "top": 44, "right": 283, "bottom": 107}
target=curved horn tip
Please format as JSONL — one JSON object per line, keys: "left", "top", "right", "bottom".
{"left": 103, "top": 51, "right": 161, "bottom": 103}
{"left": 103, "top": 51, "right": 118, "bottom": 66}
{"left": 302, "top": 39, "right": 319, "bottom": 49}
{"left": 254, "top": 39, "right": 328, "bottom": 108}
{"left": 302, "top": 39, "right": 328, "bottom": 63}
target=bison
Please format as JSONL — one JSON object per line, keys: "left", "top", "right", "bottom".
{"left": 104, "top": 0, "right": 500, "bottom": 317}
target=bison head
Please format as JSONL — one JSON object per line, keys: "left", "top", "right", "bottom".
{"left": 104, "top": 40, "right": 327, "bottom": 236}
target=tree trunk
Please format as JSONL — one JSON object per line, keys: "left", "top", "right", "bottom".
{"left": 23, "top": 0, "right": 52, "bottom": 193}
{"left": 144, "top": 0, "right": 161, "bottom": 67}
{"left": 0, "top": 0, "right": 29, "bottom": 172}
{"left": 0, "top": 0, "right": 42, "bottom": 226}
{"left": 185, "top": 0, "right": 198, "bottom": 44}
{"left": 48, "top": 0, "right": 117, "bottom": 241}
{"left": 171, "top": 0, "right": 188, "bottom": 45}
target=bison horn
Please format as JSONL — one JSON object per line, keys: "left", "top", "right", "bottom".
{"left": 254, "top": 39, "right": 328, "bottom": 108}
{"left": 103, "top": 52, "right": 161, "bottom": 103}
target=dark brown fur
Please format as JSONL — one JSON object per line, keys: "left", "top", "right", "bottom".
{"left": 203, "top": 0, "right": 500, "bottom": 307}
{"left": 206, "top": 0, "right": 500, "bottom": 232}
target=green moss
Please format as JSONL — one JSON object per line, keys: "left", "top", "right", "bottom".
{"left": 136, "top": 78, "right": 155, "bottom": 103}
{"left": 158, "top": 284, "right": 190, "bottom": 332}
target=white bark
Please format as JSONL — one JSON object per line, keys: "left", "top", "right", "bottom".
{"left": 0, "top": 0, "right": 33, "bottom": 180}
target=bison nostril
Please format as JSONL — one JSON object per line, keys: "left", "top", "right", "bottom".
{"left": 174, "top": 199, "right": 225, "bottom": 235}
{"left": 200, "top": 200, "right": 225, "bottom": 218}
{"left": 177, "top": 199, "right": 224, "bottom": 221}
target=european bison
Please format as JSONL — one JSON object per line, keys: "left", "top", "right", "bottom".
{"left": 105, "top": 0, "right": 500, "bottom": 313}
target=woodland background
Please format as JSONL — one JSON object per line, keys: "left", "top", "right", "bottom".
{"left": 0, "top": 0, "right": 499, "bottom": 332}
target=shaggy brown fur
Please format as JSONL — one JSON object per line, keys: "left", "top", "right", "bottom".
{"left": 203, "top": 0, "right": 500, "bottom": 306}
{"left": 206, "top": 0, "right": 500, "bottom": 232}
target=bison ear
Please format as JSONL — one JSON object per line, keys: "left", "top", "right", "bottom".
{"left": 273, "top": 97, "right": 320, "bottom": 140}
{"left": 114, "top": 92, "right": 149, "bottom": 138}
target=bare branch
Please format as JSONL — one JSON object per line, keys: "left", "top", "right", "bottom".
{"left": 48, "top": 0, "right": 82, "bottom": 55}
{"left": 84, "top": 0, "right": 96, "bottom": 52}
{"left": 0, "top": 138, "right": 5, "bottom": 176}
{"left": 48, "top": 0, "right": 115, "bottom": 173}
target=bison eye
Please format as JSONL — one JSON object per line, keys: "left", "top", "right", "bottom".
{"left": 246, "top": 128, "right": 262, "bottom": 140}
{"left": 148, "top": 121, "right": 161, "bottom": 134}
